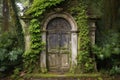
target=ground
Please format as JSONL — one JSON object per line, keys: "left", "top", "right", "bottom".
{"left": 0, "top": 73, "right": 120, "bottom": 80}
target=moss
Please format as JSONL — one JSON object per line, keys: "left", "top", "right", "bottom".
{"left": 24, "top": 73, "right": 120, "bottom": 80}
{"left": 25, "top": 73, "right": 101, "bottom": 78}
{"left": 41, "top": 67, "right": 47, "bottom": 73}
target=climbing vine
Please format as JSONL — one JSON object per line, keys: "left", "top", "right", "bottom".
{"left": 23, "top": 0, "right": 64, "bottom": 73}
{"left": 26, "top": 0, "right": 64, "bottom": 17}
{"left": 70, "top": 0, "right": 95, "bottom": 73}
{"left": 23, "top": 19, "right": 43, "bottom": 73}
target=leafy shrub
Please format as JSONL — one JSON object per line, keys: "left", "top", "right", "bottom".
{"left": 110, "top": 66, "right": 120, "bottom": 75}
{"left": 93, "top": 30, "right": 120, "bottom": 59}
{"left": 93, "top": 30, "right": 120, "bottom": 74}
{"left": 10, "top": 68, "right": 23, "bottom": 80}
{"left": 0, "top": 32, "right": 23, "bottom": 73}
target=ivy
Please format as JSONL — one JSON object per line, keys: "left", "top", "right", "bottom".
{"left": 23, "top": 0, "right": 63, "bottom": 73}
{"left": 26, "top": 0, "right": 64, "bottom": 17}
{"left": 23, "top": 19, "right": 42, "bottom": 73}
{"left": 70, "top": 0, "right": 95, "bottom": 73}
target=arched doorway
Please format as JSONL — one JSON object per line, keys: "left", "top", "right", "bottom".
{"left": 46, "top": 17, "right": 71, "bottom": 72}
{"left": 41, "top": 13, "right": 78, "bottom": 72}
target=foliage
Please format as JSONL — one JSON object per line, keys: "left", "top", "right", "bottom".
{"left": 10, "top": 68, "right": 22, "bottom": 80}
{"left": 85, "top": 0, "right": 103, "bottom": 16}
{"left": 27, "top": 19, "right": 43, "bottom": 55}
{"left": 23, "top": 0, "right": 64, "bottom": 73}
{"left": 95, "top": 22, "right": 120, "bottom": 74}
{"left": 0, "top": 32, "right": 23, "bottom": 73}
{"left": 26, "top": 0, "right": 64, "bottom": 17}
{"left": 110, "top": 66, "right": 120, "bottom": 75}
{"left": 23, "top": 19, "right": 43, "bottom": 73}
{"left": 94, "top": 30, "right": 120, "bottom": 58}
{"left": 70, "top": 0, "right": 95, "bottom": 73}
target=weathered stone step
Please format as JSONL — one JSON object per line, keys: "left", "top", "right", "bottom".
{"left": 24, "top": 73, "right": 112, "bottom": 80}
{"left": 24, "top": 73, "right": 120, "bottom": 80}
{"left": 30, "top": 77, "right": 99, "bottom": 80}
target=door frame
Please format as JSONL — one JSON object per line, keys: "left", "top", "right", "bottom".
{"left": 41, "top": 12, "right": 78, "bottom": 72}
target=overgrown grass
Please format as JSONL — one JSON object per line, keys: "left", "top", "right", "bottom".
{"left": 24, "top": 73, "right": 101, "bottom": 78}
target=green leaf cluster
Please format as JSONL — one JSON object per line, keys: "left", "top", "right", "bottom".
{"left": 26, "top": 0, "right": 64, "bottom": 17}
{"left": 93, "top": 30, "right": 120, "bottom": 59}
{"left": 23, "top": 19, "right": 43, "bottom": 73}
{"left": 0, "top": 32, "right": 23, "bottom": 72}
{"left": 70, "top": 0, "right": 95, "bottom": 73}
{"left": 94, "top": 23, "right": 120, "bottom": 73}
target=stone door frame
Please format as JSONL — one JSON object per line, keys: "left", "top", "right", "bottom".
{"left": 41, "top": 12, "right": 78, "bottom": 72}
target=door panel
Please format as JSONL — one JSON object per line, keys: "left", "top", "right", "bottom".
{"left": 48, "top": 54, "right": 57, "bottom": 67}
{"left": 61, "top": 54, "right": 69, "bottom": 68}
{"left": 47, "top": 33, "right": 59, "bottom": 52}
{"left": 48, "top": 54, "right": 58, "bottom": 70}
{"left": 60, "top": 33, "right": 70, "bottom": 50}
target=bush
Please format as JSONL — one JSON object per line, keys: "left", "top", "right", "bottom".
{"left": 0, "top": 32, "right": 23, "bottom": 74}
{"left": 93, "top": 30, "right": 120, "bottom": 74}
{"left": 110, "top": 66, "right": 120, "bottom": 75}
{"left": 93, "top": 30, "right": 120, "bottom": 59}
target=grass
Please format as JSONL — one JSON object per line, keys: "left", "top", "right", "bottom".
{"left": 24, "top": 73, "right": 101, "bottom": 79}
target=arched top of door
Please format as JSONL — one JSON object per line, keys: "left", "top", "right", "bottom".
{"left": 43, "top": 12, "right": 77, "bottom": 31}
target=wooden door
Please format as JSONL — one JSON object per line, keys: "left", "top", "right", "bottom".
{"left": 47, "top": 17, "right": 71, "bottom": 72}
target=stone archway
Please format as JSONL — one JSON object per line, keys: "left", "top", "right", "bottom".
{"left": 41, "top": 12, "right": 78, "bottom": 72}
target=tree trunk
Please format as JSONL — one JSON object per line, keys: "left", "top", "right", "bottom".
{"left": 8, "top": 0, "right": 24, "bottom": 49}
{"left": 104, "top": 0, "right": 120, "bottom": 29}
{"left": 2, "top": 0, "right": 9, "bottom": 32}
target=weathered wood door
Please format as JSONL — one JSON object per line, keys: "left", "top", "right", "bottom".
{"left": 47, "top": 17, "right": 71, "bottom": 72}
